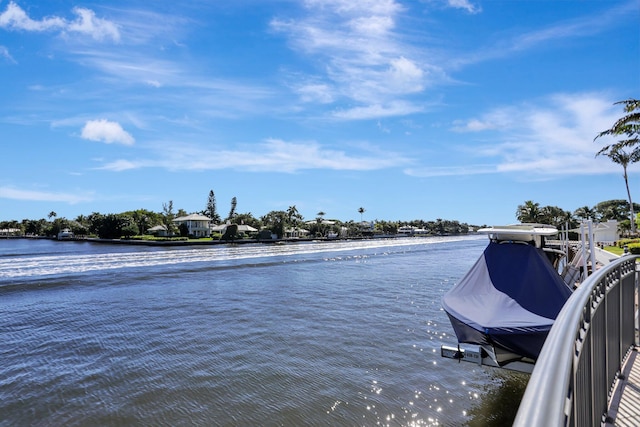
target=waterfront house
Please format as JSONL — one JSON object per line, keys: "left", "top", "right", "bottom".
{"left": 173, "top": 214, "right": 212, "bottom": 237}
{"left": 0, "top": 228, "right": 22, "bottom": 237}
{"left": 397, "top": 226, "right": 429, "bottom": 236}
{"left": 147, "top": 224, "right": 168, "bottom": 237}
{"left": 285, "top": 227, "right": 309, "bottom": 238}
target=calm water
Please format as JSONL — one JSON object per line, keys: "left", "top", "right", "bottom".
{"left": 0, "top": 236, "right": 508, "bottom": 426}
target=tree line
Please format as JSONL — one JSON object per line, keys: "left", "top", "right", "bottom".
{"left": 0, "top": 191, "right": 471, "bottom": 240}
{"left": 516, "top": 199, "right": 640, "bottom": 236}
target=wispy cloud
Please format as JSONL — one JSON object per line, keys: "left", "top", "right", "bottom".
{"left": 443, "top": 92, "right": 628, "bottom": 177}
{"left": 405, "top": 164, "right": 495, "bottom": 178}
{"left": 0, "top": 2, "right": 120, "bottom": 41}
{"left": 99, "top": 7, "right": 186, "bottom": 46}
{"left": 96, "top": 159, "right": 139, "bottom": 172}
{"left": 331, "top": 101, "right": 424, "bottom": 120}
{"left": 0, "top": 186, "right": 93, "bottom": 204}
{"left": 81, "top": 119, "right": 135, "bottom": 145}
{"left": 72, "top": 52, "right": 183, "bottom": 86}
{"left": 63, "top": 45, "right": 276, "bottom": 119}
{"left": 446, "top": 0, "right": 481, "bottom": 14}
{"left": 0, "top": 45, "right": 15, "bottom": 63}
{"left": 270, "top": 0, "right": 438, "bottom": 119}
{"left": 96, "top": 138, "right": 410, "bottom": 173}
{"left": 452, "top": 1, "right": 636, "bottom": 68}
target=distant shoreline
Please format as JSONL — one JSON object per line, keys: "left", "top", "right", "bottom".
{"left": 2, "top": 233, "right": 465, "bottom": 246}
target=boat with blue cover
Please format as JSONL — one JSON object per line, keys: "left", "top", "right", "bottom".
{"left": 441, "top": 224, "right": 573, "bottom": 369}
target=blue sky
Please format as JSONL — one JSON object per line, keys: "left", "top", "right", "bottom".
{"left": 0, "top": 0, "right": 638, "bottom": 226}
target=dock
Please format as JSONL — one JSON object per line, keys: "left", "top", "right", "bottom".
{"left": 606, "top": 347, "right": 640, "bottom": 426}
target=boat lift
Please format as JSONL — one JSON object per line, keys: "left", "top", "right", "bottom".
{"left": 440, "top": 221, "right": 611, "bottom": 373}
{"left": 440, "top": 344, "right": 535, "bottom": 373}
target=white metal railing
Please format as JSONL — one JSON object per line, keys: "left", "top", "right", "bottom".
{"left": 514, "top": 255, "right": 639, "bottom": 427}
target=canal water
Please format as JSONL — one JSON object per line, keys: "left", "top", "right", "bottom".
{"left": 0, "top": 236, "right": 526, "bottom": 426}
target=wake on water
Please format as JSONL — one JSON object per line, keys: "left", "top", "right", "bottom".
{"left": 0, "top": 236, "right": 477, "bottom": 279}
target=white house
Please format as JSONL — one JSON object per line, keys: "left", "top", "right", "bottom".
{"left": 285, "top": 227, "right": 309, "bottom": 238}
{"left": 147, "top": 224, "right": 168, "bottom": 237}
{"left": 173, "top": 214, "right": 212, "bottom": 237}
{"left": 593, "top": 220, "right": 619, "bottom": 245}
{"left": 0, "top": 228, "right": 22, "bottom": 237}
{"left": 397, "top": 226, "right": 429, "bottom": 236}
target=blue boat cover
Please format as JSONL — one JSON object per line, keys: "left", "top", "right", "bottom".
{"left": 442, "top": 241, "right": 572, "bottom": 360}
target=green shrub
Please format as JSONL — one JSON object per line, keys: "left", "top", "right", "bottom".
{"left": 628, "top": 243, "right": 640, "bottom": 255}
{"left": 618, "top": 238, "right": 640, "bottom": 248}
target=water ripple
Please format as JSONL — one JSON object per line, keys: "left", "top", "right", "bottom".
{"left": 0, "top": 236, "right": 495, "bottom": 426}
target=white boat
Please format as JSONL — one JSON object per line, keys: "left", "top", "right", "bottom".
{"left": 57, "top": 228, "right": 75, "bottom": 240}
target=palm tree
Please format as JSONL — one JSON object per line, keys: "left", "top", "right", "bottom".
{"left": 48, "top": 211, "right": 57, "bottom": 220}
{"left": 596, "top": 147, "right": 640, "bottom": 234}
{"left": 316, "top": 211, "right": 326, "bottom": 237}
{"left": 516, "top": 201, "right": 541, "bottom": 223}
{"left": 287, "top": 205, "right": 302, "bottom": 234}
{"left": 540, "top": 205, "right": 571, "bottom": 228}
{"left": 287, "top": 205, "right": 299, "bottom": 222}
{"left": 226, "top": 197, "right": 237, "bottom": 222}
{"left": 574, "top": 206, "right": 597, "bottom": 221}
{"left": 595, "top": 100, "right": 640, "bottom": 235}
{"left": 358, "top": 207, "right": 365, "bottom": 222}
{"left": 595, "top": 99, "right": 640, "bottom": 154}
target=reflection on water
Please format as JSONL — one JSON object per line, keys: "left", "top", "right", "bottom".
{"left": 466, "top": 371, "right": 529, "bottom": 426}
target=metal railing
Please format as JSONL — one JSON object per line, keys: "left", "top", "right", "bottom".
{"left": 514, "top": 255, "right": 639, "bottom": 427}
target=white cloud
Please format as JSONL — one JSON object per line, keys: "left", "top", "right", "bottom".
{"left": 67, "top": 7, "right": 120, "bottom": 42}
{"left": 271, "top": 0, "right": 434, "bottom": 119}
{"left": 95, "top": 138, "right": 410, "bottom": 173}
{"left": 81, "top": 119, "right": 135, "bottom": 145}
{"left": 97, "top": 159, "right": 139, "bottom": 172}
{"left": 451, "top": 108, "right": 514, "bottom": 132}
{"left": 452, "top": 1, "right": 634, "bottom": 68}
{"left": 0, "top": 2, "right": 65, "bottom": 31}
{"left": 0, "top": 45, "right": 14, "bottom": 63}
{"left": 448, "top": 93, "right": 629, "bottom": 177}
{"left": 245, "top": 138, "right": 408, "bottom": 172}
{"left": 387, "top": 56, "right": 424, "bottom": 93}
{"left": 332, "top": 101, "right": 423, "bottom": 120}
{"left": 0, "top": 186, "right": 92, "bottom": 204}
{"left": 405, "top": 164, "right": 495, "bottom": 177}
{"left": 377, "top": 121, "right": 390, "bottom": 134}
{"left": 0, "top": 2, "right": 119, "bottom": 42}
{"left": 304, "top": 0, "right": 404, "bottom": 16}
{"left": 348, "top": 14, "right": 394, "bottom": 35}
{"left": 295, "top": 82, "right": 335, "bottom": 104}
{"left": 446, "top": 0, "right": 481, "bottom": 14}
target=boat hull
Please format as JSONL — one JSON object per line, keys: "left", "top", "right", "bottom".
{"left": 445, "top": 312, "right": 550, "bottom": 364}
